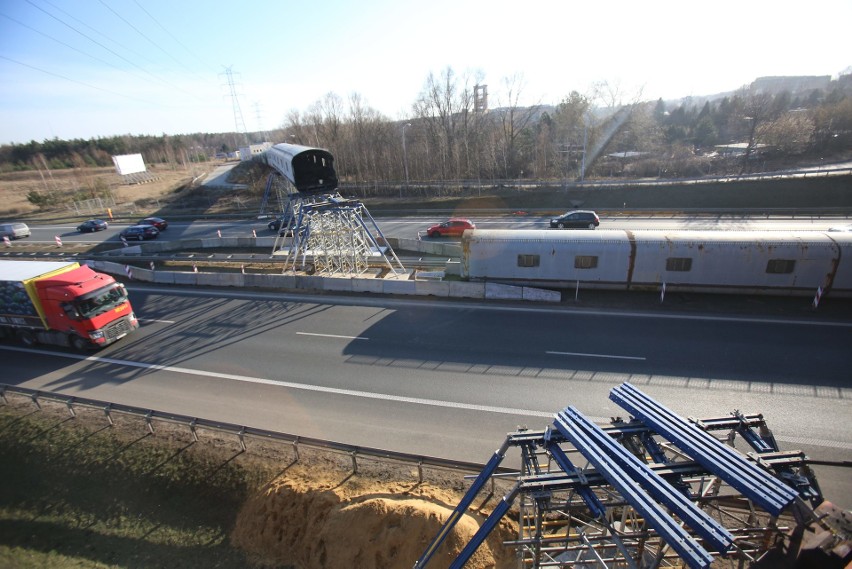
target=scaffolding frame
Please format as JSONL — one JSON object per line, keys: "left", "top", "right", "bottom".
{"left": 271, "top": 190, "right": 406, "bottom": 277}
{"left": 414, "top": 383, "right": 823, "bottom": 569}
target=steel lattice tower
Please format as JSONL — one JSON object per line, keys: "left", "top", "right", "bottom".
{"left": 272, "top": 186, "right": 405, "bottom": 277}
{"left": 222, "top": 66, "right": 248, "bottom": 146}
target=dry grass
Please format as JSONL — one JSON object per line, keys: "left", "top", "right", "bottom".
{"left": 0, "top": 391, "right": 516, "bottom": 569}
{"left": 0, "top": 162, "right": 216, "bottom": 218}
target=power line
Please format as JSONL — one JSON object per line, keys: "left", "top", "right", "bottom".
{"left": 96, "top": 0, "right": 208, "bottom": 83}
{"left": 0, "top": 54, "right": 161, "bottom": 106}
{"left": 131, "top": 0, "right": 215, "bottom": 74}
{"left": 0, "top": 11, "right": 167, "bottom": 89}
{"left": 23, "top": 0, "right": 203, "bottom": 99}
{"left": 40, "top": 0, "right": 154, "bottom": 64}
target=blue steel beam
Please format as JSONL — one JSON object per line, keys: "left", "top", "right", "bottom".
{"left": 610, "top": 383, "right": 798, "bottom": 517}
{"left": 561, "top": 407, "right": 734, "bottom": 554}
{"left": 553, "top": 410, "right": 715, "bottom": 569}
{"left": 448, "top": 482, "right": 521, "bottom": 569}
{"left": 413, "top": 439, "right": 511, "bottom": 569}
{"left": 545, "top": 441, "right": 606, "bottom": 519}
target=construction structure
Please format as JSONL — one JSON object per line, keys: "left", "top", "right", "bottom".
{"left": 256, "top": 143, "right": 405, "bottom": 277}
{"left": 415, "top": 382, "right": 831, "bottom": 569}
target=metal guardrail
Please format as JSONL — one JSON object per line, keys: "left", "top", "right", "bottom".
{"left": 0, "top": 384, "right": 507, "bottom": 482}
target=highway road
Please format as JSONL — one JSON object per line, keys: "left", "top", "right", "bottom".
{"left": 2, "top": 285, "right": 851, "bottom": 509}
{"left": 18, "top": 212, "right": 852, "bottom": 246}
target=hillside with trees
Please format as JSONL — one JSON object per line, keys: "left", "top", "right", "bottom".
{"left": 2, "top": 70, "right": 850, "bottom": 187}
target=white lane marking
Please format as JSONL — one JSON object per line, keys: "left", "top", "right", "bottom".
{"left": 3, "top": 345, "right": 850, "bottom": 450}
{"left": 0, "top": 346, "right": 554, "bottom": 418}
{"left": 297, "top": 332, "right": 368, "bottom": 341}
{"left": 138, "top": 319, "right": 175, "bottom": 324}
{"left": 547, "top": 350, "right": 646, "bottom": 361}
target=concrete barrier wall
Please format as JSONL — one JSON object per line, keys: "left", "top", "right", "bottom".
{"left": 449, "top": 281, "right": 486, "bottom": 299}
{"left": 352, "top": 278, "right": 384, "bottom": 294}
{"left": 486, "top": 282, "right": 524, "bottom": 300}
{"left": 89, "top": 238, "right": 559, "bottom": 302}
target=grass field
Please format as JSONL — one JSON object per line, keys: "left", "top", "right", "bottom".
{"left": 0, "top": 394, "right": 514, "bottom": 569}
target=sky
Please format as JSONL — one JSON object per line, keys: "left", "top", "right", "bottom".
{"left": 1, "top": 0, "right": 850, "bottom": 145}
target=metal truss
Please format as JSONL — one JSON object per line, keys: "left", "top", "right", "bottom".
{"left": 272, "top": 191, "right": 406, "bottom": 277}
{"left": 258, "top": 172, "right": 289, "bottom": 216}
{"left": 415, "top": 383, "right": 823, "bottom": 569}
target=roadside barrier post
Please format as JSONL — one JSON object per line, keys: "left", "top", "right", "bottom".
{"left": 812, "top": 286, "right": 822, "bottom": 309}
{"left": 660, "top": 282, "right": 666, "bottom": 303}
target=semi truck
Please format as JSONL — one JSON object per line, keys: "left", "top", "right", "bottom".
{"left": 0, "top": 260, "right": 138, "bottom": 350}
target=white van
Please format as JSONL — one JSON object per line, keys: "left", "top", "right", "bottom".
{"left": 0, "top": 222, "right": 31, "bottom": 239}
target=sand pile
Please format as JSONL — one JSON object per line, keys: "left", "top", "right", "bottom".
{"left": 232, "top": 472, "right": 516, "bottom": 569}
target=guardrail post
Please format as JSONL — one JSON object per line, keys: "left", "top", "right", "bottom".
{"left": 418, "top": 460, "right": 424, "bottom": 484}
{"left": 30, "top": 392, "right": 41, "bottom": 410}
{"left": 104, "top": 403, "right": 114, "bottom": 426}
{"left": 145, "top": 410, "right": 155, "bottom": 434}
{"left": 351, "top": 450, "right": 358, "bottom": 474}
{"left": 189, "top": 418, "right": 198, "bottom": 442}
{"left": 292, "top": 437, "right": 300, "bottom": 462}
{"left": 238, "top": 427, "right": 246, "bottom": 452}
{"left": 0, "top": 386, "right": 6, "bottom": 405}
{"left": 65, "top": 397, "right": 76, "bottom": 418}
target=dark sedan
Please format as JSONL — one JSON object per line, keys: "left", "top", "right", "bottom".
{"left": 268, "top": 214, "right": 294, "bottom": 235}
{"left": 549, "top": 210, "right": 600, "bottom": 229}
{"left": 120, "top": 225, "right": 159, "bottom": 241}
{"left": 139, "top": 217, "right": 168, "bottom": 230}
{"left": 76, "top": 219, "right": 108, "bottom": 233}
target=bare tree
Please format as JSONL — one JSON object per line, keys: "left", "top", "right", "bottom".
{"left": 551, "top": 91, "right": 591, "bottom": 179}
{"left": 412, "top": 67, "right": 476, "bottom": 180}
{"left": 493, "top": 73, "right": 540, "bottom": 178}
{"left": 732, "top": 88, "right": 778, "bottom": 172}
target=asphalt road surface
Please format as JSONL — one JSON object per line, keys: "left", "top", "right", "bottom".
{"left": 2, "top": 286, "right": 850, "bottom": 509}
{"left": 19, "top": 213, "right": 852, "bottom": 246}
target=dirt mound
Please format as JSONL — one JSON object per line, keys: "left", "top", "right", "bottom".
{"left": 232, "top": 473, "right": 516, "bottom": 569}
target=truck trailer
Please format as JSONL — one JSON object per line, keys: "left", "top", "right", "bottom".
{"left": 0, "top": 260, "right": 138, "bottom": 350}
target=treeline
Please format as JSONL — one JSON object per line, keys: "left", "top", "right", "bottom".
{"left": 3, "top": 69, "right": 851, "bottom": 182}
{"left": 0, "top": 132, "right": 242, "bottom": 173}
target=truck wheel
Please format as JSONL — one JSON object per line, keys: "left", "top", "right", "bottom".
{"left": 18, "top": 330, "right": 37, "bottom": 347}
{"left": 70, "top": 335, "right": 90, "bottom": 351}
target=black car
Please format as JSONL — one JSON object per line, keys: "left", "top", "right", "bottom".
{"left": 77, "top": 219, "right": 108, "bottom": 233}
{"left": 550, "top": 210, "right": 600, "bottom": 229}
{"left": 120, "top": 225, "right": 159, "bottom": 241}
{"left": 268, "top": 214, "right": 293, "bottom": 235}
{"left": 139, "top": 217, "right": 168, "bottom": 230}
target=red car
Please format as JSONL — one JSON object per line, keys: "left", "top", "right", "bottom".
{"left": 425, "top": 218, "right": 475, "bottom": 238}
{"left": 139, "top": 217, "right": 168, "bottom": 230}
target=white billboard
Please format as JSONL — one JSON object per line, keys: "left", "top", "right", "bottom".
{"left": 112, "top": 154, "right": 147, "bottom": 176}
